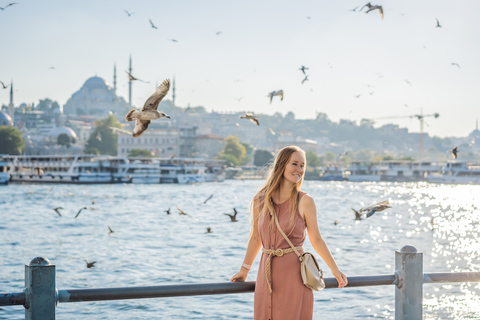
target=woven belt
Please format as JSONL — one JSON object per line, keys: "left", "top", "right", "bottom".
{"left": 262, "top": 246, "right": 304, "bottom": 294}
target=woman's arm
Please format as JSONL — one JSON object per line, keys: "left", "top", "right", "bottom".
{"left": 301, "top": 195, "right": 348, "bottom": 288}
{"left": 230, "top": 198, "right": 263, "bottom": 282}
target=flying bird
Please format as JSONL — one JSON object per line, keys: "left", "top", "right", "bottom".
{"left": 126, "top": 71, "right": 149, "bottom": 83}
{"left": 451, "top": 63, "right": 460, "bottom": 68}
{"left": 0, "top": 81, "right": 9, "bottom": 89}
{"left": 206, "top": 227, "right": 212, "bottom": 233}
{"left": 216, "top": 31, "right": 223, "bottom": 35}
{"left": 301, "top": 75, "right": 309, "bottom": 85}
{"left": 450, "top": 146, "right": 458, "bottom": 159}
{"left": 435, "top": 18, "right": 441, "bottom": 28}
{"left": 53, "top": 207, "right": 63, "bottom": 217}
{"left": 267, "top": 90, "right": 284, "bottom": 103}
{"left": 125, "top": 79, "right": 171, "bottom": 138}
{"left": 354, "top": 94, "right": 362, "bottom": 98}
{"left": 348, "top": 5, "right": 360, "bottom": 12}
{"left": 0, "top": 3, "right": 17, "bottom": 10}
{"left": 124, "top": 10, "right": 135, "bottom": 17}
{"left": 224, "top": 208, "right": 239, "bottom": 222}
{"left": 85, "top": 260, "right": 96, "bottom": 268}
{"left": 164, "top": 208, "right": 171, "bottom": 215}
{"left": 239, "top": 112, "right": 259, "bottom": 126}
{"left": 108, "top": 226, "right": 114, "bottom": 234}
{"left": 361, "top": 200, "right": 391, "bottom": 218}
{"left": 268, "top": 128, "right": 276, "bottom": 135}
{"left": 405, "top": 79, "right": 412, "bottom": 86}
{"left": 176, "top": 206, "right": 199, "bottom": 221}
{"left": 361, "top": 3, "right": 384, "bottom": 20}
{"left": 203, "top": 194, "right": 214, "bottom": 204}
{"left": 299, "top": 65, "right": 309, "bottom": 75}
{"left": 352, "top": 208, "right": 363, "bottom": 220}
{"left": 168, "top": 39, "right": 179, "bottom": 42}
{"left": 75, "top": 206, "right": 97, "bottom": 219}
{"left": 149, "top": 19, "right": 158, "bottom": 29}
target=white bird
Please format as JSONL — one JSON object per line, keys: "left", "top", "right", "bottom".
{"left": 267, "top": 90, "right": 284, "bottom": 103}
{"left": 435, "top": 18, "right": 441, "bottom": 28}
{"left": 361, "top": 2, "right": 384, "bottom": 20}
{"left": 125, "top": 79, "right": 172, "bottom": 138}
{"left": 239, "top": 113, "right": 259, "bottom": 126}
{"left": 149, "top": 19, "right": 158, "bottom": 29}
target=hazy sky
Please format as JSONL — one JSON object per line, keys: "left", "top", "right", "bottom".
{"left": 1, "top": 0, "right": 479, "bottom": 138}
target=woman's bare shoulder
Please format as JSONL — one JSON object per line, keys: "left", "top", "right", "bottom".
{"left": 299, "top": 193, "right": 315, "bottom": 207}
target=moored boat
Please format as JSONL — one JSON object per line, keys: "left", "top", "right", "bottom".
{"left": 427, "top": 161, "right": 480, "bottom": 184}
{"left": 0, "top": 155, "right": 9, "bottom": 185}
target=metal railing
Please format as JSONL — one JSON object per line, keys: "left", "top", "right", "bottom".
{"left": 1, "top": 245, "right": 479, "bottom": 320}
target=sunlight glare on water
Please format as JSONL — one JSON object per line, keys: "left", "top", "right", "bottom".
{"left": 0, "top": 181, "right": 479, "bottom": 319}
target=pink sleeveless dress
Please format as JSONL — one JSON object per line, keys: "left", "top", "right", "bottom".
{"left": 254, "top": 192, "right": 314, "bottom": 320}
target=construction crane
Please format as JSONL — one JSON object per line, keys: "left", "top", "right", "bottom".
{"left": 369, "top": 112, "right": 440, "bottom": 158}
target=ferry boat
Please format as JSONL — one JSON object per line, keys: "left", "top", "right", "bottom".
{"left": 427, "top": 161, "right": 480, "bottom": 184}
{"left": 376, "top": 161, "right": 443, "bottom": 182}
{"left": 204, "top": 160, "right": 226, "bottom": 182}
{"left": 0, "top": 155, "right": 9, "bottom": 185}
{"left": 345, "top": 161, "right": 381, "bottom": 182}
{"left": 6, "top": 155, "right": 129, "bottom": 184}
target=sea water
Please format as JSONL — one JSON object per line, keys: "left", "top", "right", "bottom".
{"left": 1, "top": 181, "right": 479, "bottom": 319}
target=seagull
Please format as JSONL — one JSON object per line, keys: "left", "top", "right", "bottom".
{"left": 96, "top": 132, "right": 102, "bottom": 141}
{"left": 352, "top": 208, "right": 363, "bottom": 220}
{"left": 299, "top": 65, "right": 309, "bottom": 75}
{"left": 149, "top": 19, "right": 158, "bottom": 29}
{"left": 108, "top": 226, "right": 114, "bottom": 234}
{"left": 92, "top": 199, "right": 96, "bottom": 205}
{"left": 348, "top": 5, "right": 360, "bottom": 12}
{"left": 435, "top": 18, "right": 441, "bottom": 28}
{"left": 216, "top": 31, "right": 222, "bottom": 35}
{"left": 0, "top": 3, "right": 17, "bottom": 10}
{"left": 126, "top": 71, "right": 149, "bottom": 83}
{"left": 206, "top": 227, "right": 212, "bottom": 233}
{"left": 124, "top": 10, "right": 135, "bottom": 17}
{"left": 354, "top": 94, "right": 362, "bottom": 98}
{"left": 267, "top": 90, "right": 284, "bottom": 103}
{"left": 176, "top": 206, "right": 199, "bottom": 221}
{"left": 224, "top": 208, "right": 238, "bottom": 222}
{"left": 268, "top": 128, "right": 276, "bottom": 135}
{"left": 168, "top": 39, "right": 179, "bottom": 42}
{"left": 360, "top": 200, "right": 391, "bottom": 218}
{"left": 240, "top": 112, "right": 259, "bottom": 126}
{"left": 75, "top": 206, "right": 97, "bottom": 219}
{"left": 451, "top": 63, "right": 461, "bottom": 68}
{"left": 450, "top": 146, "right": 458, "bottom": 159}
{"left": 334, "top": 220, "right": 339, "bottom": 225}
{"left": 203, "top": 194, "right": 214, "bottom": 204}
{"left": 405, "top": 79, "right": 412, "bottom": 86}
{"left": 125, "top": 79, "right": 171, "bottom": 138}
{"left": 85, "top": 260, "right": 96, "bottom": 268}
{"left": 361, "top": 2, "right": 384, "bottom": 20}
{"left": 53, "top": 207, "right": 63, "bottom": 217}
{"left": 164, "top": 208, "right": 171, "bottom": 215}
{"left": 0, "top": 81, "right": 9, "bottom": 89}
{"left": 301, "top": 75, "right": 309, "bottom": 85}
{"left": 48, "top": 67, "right": 55, "bottom": 70}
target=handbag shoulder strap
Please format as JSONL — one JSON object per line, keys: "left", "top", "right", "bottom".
{"left": 271, "top": 198, "right": 303, "bottom": 262}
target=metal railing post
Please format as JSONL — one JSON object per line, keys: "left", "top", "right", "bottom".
{"left": 395, "top": 245, "right": 423, "bottom": 320}
{"left": 25, "top": 257, "right": 56, "bottom": 320}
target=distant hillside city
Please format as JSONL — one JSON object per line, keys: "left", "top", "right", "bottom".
{"left": 1, "top": 74, "right": 480, "bottom": 164}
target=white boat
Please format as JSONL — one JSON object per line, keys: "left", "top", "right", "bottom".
{"left": 0, "top": 155, "right": 9, "bottom": 185}
{"left": 428, "top": 161, "right": 480, "bottom": 184}
{"left": 6, "top": 155, "right": 130, "bottom": 184}
{"left": 204, "top": 160, "right": 226, "bottom": 182}
{"left": 376, "top": 161, "right": 443, "bottom": 182}
{"left": 117, "top": 158, "right": 162, "bottom": 184}
{"left": 345, "top": 162, "right": 381, "bottom": 182}
{"left": 158, "top": 158, "right": 206, "bottom": 184}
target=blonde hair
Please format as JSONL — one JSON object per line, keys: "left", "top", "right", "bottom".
{"left": 250, "top": 146, "right": 306, "bottom": 236}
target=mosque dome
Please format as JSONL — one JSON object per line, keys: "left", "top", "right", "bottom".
{"left": 83, "top": 76, "right": 109, "bottom": 90}
{"left": 0, "top": 111, "right": 13, "bottom": 126}
{"left": 47, "top": 126, "right": 78, "bottom": 140}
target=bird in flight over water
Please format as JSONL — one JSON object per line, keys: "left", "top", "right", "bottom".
{"left": 267, "top": 90, "right": 284, "bottom": 103}
{"left": 85, "top": 260, "right": 96, "bottom": 268}
{"left": 176, "top": 206, "right": 199, "bottom": 221}
{"left": 149, "top": 19, "right": 158, "bottom": 29}
{"left": 451, "top": 63, "right": 460, "bottom": 68}
{"left": 225, "top": 208, "right": 239, "bottom": 222}
{"left": 0, "top": 3, "right": 17, "bottom": 10}
{"left": 450, "top": 146, "right": 458, "bottom": 159}
{"left": 435, "top": 18, "right": 441, "bottom": 28}
{"left": 361, "top": 2, "right": 384, "bottom": 20}
{"left": 240, "top": 112, "right": 259, "bottom": 126}
{"left": 203, "top": 194, "right": 214, "bottom": 204}
{"left": 75, "top": 206, "right": 97, "bottom": 219}
{"left": 53, "top": 207, "right": 63, "bottom": 217}
{"left": 125, "top": 79, "right": 171, "bottom": 138}
{"left": 124, "top": 10, "right": 135, "bottom": 17}
{"left": 302, "top": 75, "right": 309, "bottom": 85}
{"left": 299, "top": 65, "right": 309, "bottom": 75}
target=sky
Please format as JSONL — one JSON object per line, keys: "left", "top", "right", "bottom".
{"left": 1, "top": 0, "right": 479, "bottom": 138}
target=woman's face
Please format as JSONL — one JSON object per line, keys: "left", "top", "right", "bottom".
{"left": 282, "top": 151, "right": 306, "bottom": 185}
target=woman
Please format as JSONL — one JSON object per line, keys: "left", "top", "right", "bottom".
{"left": 230, "top": 146, "right": 348, "bottom": 319}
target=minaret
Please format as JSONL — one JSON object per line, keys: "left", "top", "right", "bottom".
{"left": 8, "top": 81, "right": 14, "bottom": 124}
{"left": 128, "top": 55, "right": 132, "bottom": 106}
{"left": 172, "top": 77, "right": 176, "bottom": 106}
{"left": 113, "top": 63, "right": 117, "bottom": 93}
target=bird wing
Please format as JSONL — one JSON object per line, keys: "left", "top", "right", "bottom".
{"left": 132, "top": 119, "right": 151, "bottom": 138}
{"left": 149, "top": 19, "right": 155, "bottom": 27}
{"left": 74, "top": 208, "right": 84, "bottom": 218}
{"left": 352, "top": 208, "right": 362, "bottom": 219}
{"left": 378, "top": 6, "right": 384, "bottom": 19}
{"left": 366, "top": 207, "right": 378, "bottom": 218}
{"left": 361, "top": 200, "right": 389, "bottom": 212}
{"left": 250, "top": 118, "right": 259, "bottom": 126}
{"left": 141, "top": 79, "right": 170, "bottom": 111}
{"left": 108, "top": 226, "right": 114, "bottom": 233}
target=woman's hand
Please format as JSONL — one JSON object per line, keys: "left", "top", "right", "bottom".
{"left": 332, "top": 269, "right": 348, "bottom": 288}
{"left": 230, "top": 268, "right": 249, "bottom": 282}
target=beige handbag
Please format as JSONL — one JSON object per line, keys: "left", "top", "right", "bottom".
{"left": 273, "top": 207, "right": 325, "bottom": 291}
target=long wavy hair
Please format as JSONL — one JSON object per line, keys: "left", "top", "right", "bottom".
{"left": 250, "top": 146, "right": 306, "bottom": 237}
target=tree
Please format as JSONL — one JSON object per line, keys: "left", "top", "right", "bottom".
{"left": 85, "top": 147, "right": 100, "bottom": 155}
{"left": 57, "top": 133, "right": 75, "bottom": 148}
{"left": 241, "top": 142, "right": 253, "bottom": 165}
{"left": 254, "top": 149, "right": 274, "bottom": 167}
{"left": 84, "top": 115, "right": 123, "bottom": 155}
{"left": 128, "top": 149, "right": 154, "bottom": 157}
{"left": 0, "top": 126, "right": 24, "bottom": 155}
{"left": 306, "top": 151, "right": 322, "bottom": 168}
{"left": 323, "top": 151, "right": 336, "bottom": 163}
{"left": 218, "top": 136, "right": 246, "bottom": 167}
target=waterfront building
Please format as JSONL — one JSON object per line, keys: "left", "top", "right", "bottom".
{"left": 117, "top": 128, "right": 180, "bottom": 157}
{"left": 194, "top": 134, "right": 225, "bottom": 159}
